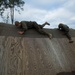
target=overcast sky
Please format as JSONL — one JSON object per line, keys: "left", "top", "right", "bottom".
{"left": 0, "top": 0, "right": 75, "bottom": 29}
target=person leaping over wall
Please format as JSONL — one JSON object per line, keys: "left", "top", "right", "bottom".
{"left": 15, "top": 21, "right": 52, "bottom": 39}
{"left": 58, "top": 23, "right": 74, "bottom": 43}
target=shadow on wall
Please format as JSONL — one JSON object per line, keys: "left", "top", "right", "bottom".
{"left": 56, "top": 71, "right": 75, "bottom": 75}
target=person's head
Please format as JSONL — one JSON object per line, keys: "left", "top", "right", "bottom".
{"left": 59, "top": 23, "right": 64, "bottom": 27}
{"left": 15, "top": 21, "right": 21, "bottom": 27}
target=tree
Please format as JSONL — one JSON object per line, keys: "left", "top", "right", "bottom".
{"left": 0, "top": 0, "right": 25, "bottom": 24}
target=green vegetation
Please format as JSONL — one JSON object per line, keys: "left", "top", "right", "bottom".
{"left": 0, "top": 0, "right": 25, "bottom": 24}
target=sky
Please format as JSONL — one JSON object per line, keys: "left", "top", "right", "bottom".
{"left": 0, "top": 0, "right": 75, "bottom": 29}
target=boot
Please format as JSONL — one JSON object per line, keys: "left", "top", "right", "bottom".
{"left": 48, "top": 34, "right": 52, "bottom": 39}
{"left": 69, "top": 40, "right": 74, "bottom": 43}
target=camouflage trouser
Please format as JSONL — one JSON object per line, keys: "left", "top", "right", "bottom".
{"left": 60, "top": 28, "right": 71, "bottom": 40}
{"left": 63, "top": 30, "right": 71, "bottom": 40}
{"left": 33, "top": 22, "right": 50, "bottom": 36}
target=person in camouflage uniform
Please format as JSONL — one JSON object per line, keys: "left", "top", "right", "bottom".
{"left": 15, "top": 21, "right": 52, "bottom": 39}
{"left": 58, "top": 23, "right": 74, "bottom": 43}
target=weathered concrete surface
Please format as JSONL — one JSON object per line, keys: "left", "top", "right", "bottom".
{"left": 0, "top": 23, "right": 75, "bottom": 75}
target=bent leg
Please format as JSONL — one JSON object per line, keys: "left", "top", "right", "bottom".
{"left": 65, "top": 31, "right": 73, "bottom": 43}
{"left": 33, "top": 22, "right": 52, "bottom": 39}
{"left": 39, "top": 22, "right": 50, "bottom": 29}
{"left": 65, "top": 31, "right": 71, "bottom": 40}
